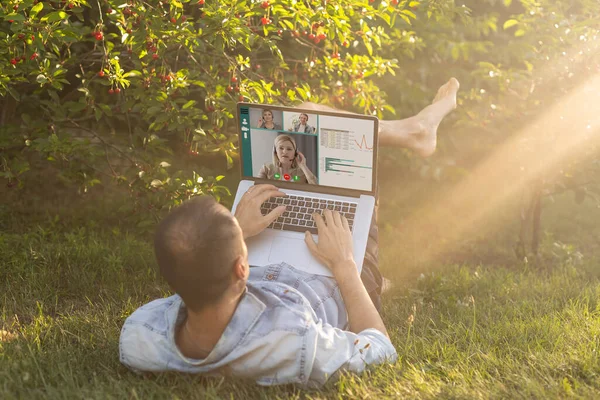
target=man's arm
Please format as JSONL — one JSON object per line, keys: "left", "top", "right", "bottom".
{"left": 305, "top": 210, "right": 387, "bottom": 337}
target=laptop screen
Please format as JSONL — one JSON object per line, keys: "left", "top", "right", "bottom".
{"left": 238, "top": 104, "right": 377, "bottom": 193}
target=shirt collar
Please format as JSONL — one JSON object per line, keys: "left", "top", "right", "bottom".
{"left": 166, "top": 287, "right": 266, "bottom": 366}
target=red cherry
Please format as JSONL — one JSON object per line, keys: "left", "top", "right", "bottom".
{"left": 115, "top": 88, "right": 121, "bottom": 94}
{"left": 318, "top": 33, "right": 326, "bottom": 40}
{"left": 255, "top": 64, "right": 261, "bottom": 70}
{"left": 68, "top": 3, "right": 74, "bottom": 8}
{"left": 198, "top": 0, "right": 205, "bottom": 4}
{"left": 390, "top": 0, "right": 398, "bottom": 4}
{"left": 369, "top": 0, "right": 374, "bottom": 3}
{"left": 170, "top": 17, "right": 176, "bottom": 23}
{"left": 8, "top": 20, "right": 14, "bottom": 23}
{"left": 95, "top": 32, "right": 103, "bottom": 40}
{"left": 234, "top": 86, "right": 240, "bottom": 92}
{"left": 261, "top": 16, "right": 269, "bottom": 25}
{"left": 238, "top": 95, "right": 244, "bottom": 101}
{"left": 342, "top": 41, "right": 349, "bottom": 47}
{"left": 231, "top": 76, "right": 238, "bottom": 83}
{"left": 261, "top": 1, "right": 269, "bottom": 9}
{"left": 13, "top": 5, "right": 18, "bottom": 10}
{"left": 10, "top": 58, "right": 17, "bottom": 65}
{"left": 107, "top": 8, "right": 113, "bottom": 13}
{"left": 127, "top": 29, "right": 132, "bottom": 34}
{"left": 331, "top": 52, "right": 340, "bottom": 59}
{"left": 226, "top": 85, "right": 233, "bottom": 92}
{"left": 108, "top": 88, "right": 115, "bottom": 94}
{"left": 152, "top": 53, "right": 159, "bottom": 60}
{"left": 181, "top": 15, "right": 187, "bottom": 21}
{"left": 98, "top": 70, "right": 105, "bottom": 77}
{"left": 277, "top": 29, "right": 283, "bottom": 36}
{"left": 18, "top": 34, "right": 25, "bottom": 40}
{"left": 30, "top": 52, "right": 38, "bottom": 60}
{"left": 308, "top": 33, "right": 315, "bottom": 40}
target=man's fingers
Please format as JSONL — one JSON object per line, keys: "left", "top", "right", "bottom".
{"left": 332, "top": 211, "right": 342, "bottom": 227}
{"left": 324, "top": 209, "right": 336, "bottom": 227}
{"left": 248, "top": 184, "right": 279, "bottom": 196}
{"left": 341, "top": 215, "right": 350, "bottom": 231}
{"left": 264, "top": 205, "right": 286, "bottom": 225}
{"left": 257, "top": 189, "right": 286, "bottom": 204}
{"left": 312, "top": 212, "right": 326, "bottom": 231}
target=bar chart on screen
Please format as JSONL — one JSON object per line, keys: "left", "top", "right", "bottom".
{"left": 324, "top": 157, "right": 372, "bottom": 175}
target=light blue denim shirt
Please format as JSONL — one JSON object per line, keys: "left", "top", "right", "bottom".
{"left": 119, "top": 263, "right": 397, "bottom": 387}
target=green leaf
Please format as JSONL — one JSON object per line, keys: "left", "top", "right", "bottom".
{"left": 123, "top": 70, "right": 141, "bottom": 78}
{"left": 30, "top": 2, "right": 44, "bottom": 18}
{"left": 363, "top": 37, "right": 373, "bottom": 55}
{"left": 42, "top": 11, "right": 68, "bottom": 23}
{"left": 182, "top": 100, "right": 197, "bottom": 110}
{"left": 400, "top": 9, "right": 417, "bottom": 19}
{"left": 503, "top": 19, "right": 519, "bottom": 30}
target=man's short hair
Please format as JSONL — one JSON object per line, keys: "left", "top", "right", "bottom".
{"left": 154, "top": 196, "right": 243, "bottom": 311}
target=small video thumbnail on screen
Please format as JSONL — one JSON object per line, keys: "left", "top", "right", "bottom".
{"left": 248, "top": 107, "right": 319, "bottom": 184}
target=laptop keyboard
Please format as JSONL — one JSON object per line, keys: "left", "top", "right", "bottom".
{"left": 260, "top": 195, "right": 357, "bottom": 235}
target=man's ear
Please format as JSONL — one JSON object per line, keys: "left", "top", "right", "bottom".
{"left": 232, "top": 255, "right": 248, "bottom": 281}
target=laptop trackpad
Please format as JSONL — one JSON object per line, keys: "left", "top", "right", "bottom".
{"left": 268, "top": 237, "right": 312, "bottom": 266}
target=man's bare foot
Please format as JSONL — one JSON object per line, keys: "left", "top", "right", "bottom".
{"left": 414, "top": 77, "right": 460, "bottom": 156}
{"left": 296, "top": 77, "right": 460, "bottom": 158}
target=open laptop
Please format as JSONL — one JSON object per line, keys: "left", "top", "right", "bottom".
{"left": 231, "top": 103, "right": 378, "bottom": 277}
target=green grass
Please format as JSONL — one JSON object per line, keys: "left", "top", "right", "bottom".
{"left": 1, "top": 179, "right": 600, "bottom": 399}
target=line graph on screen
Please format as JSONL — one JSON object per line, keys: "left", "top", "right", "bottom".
{"left": 353, "top": 134, "right": 373, "bottom": 150}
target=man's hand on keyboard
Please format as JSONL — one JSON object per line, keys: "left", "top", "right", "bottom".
{"left": 304, "top": 209, "right": 355, "bottom": 274}
{"left": 234, "top": 184, "right": 287, "bottom": 239}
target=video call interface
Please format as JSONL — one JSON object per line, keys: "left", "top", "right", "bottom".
{"left": 239, "top": 106, "right": 375, "bottom": 192}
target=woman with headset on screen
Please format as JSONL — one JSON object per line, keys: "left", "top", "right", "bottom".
{"left": 258, "top": 134, "right": 317, "bottom": 184}
{"left": 256, "top": 109, "right": 282, "bottom": 130}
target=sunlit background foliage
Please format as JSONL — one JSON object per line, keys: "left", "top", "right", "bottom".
{"left": 1, "top": 0, "right": 599, "bottom": 254}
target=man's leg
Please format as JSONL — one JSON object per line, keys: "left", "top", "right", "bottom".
{"left": 360, "top": 195, "right": 383, "bottom": 311}
{"left": 299, "top": 77, "right": 460, "bottom": 157}
{"left": 300, "top": 78, "right": 460, "bottom": 310}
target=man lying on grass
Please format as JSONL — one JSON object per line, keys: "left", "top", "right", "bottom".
{"left": 119, "top": 78, "right": 460, "bottom": 387}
